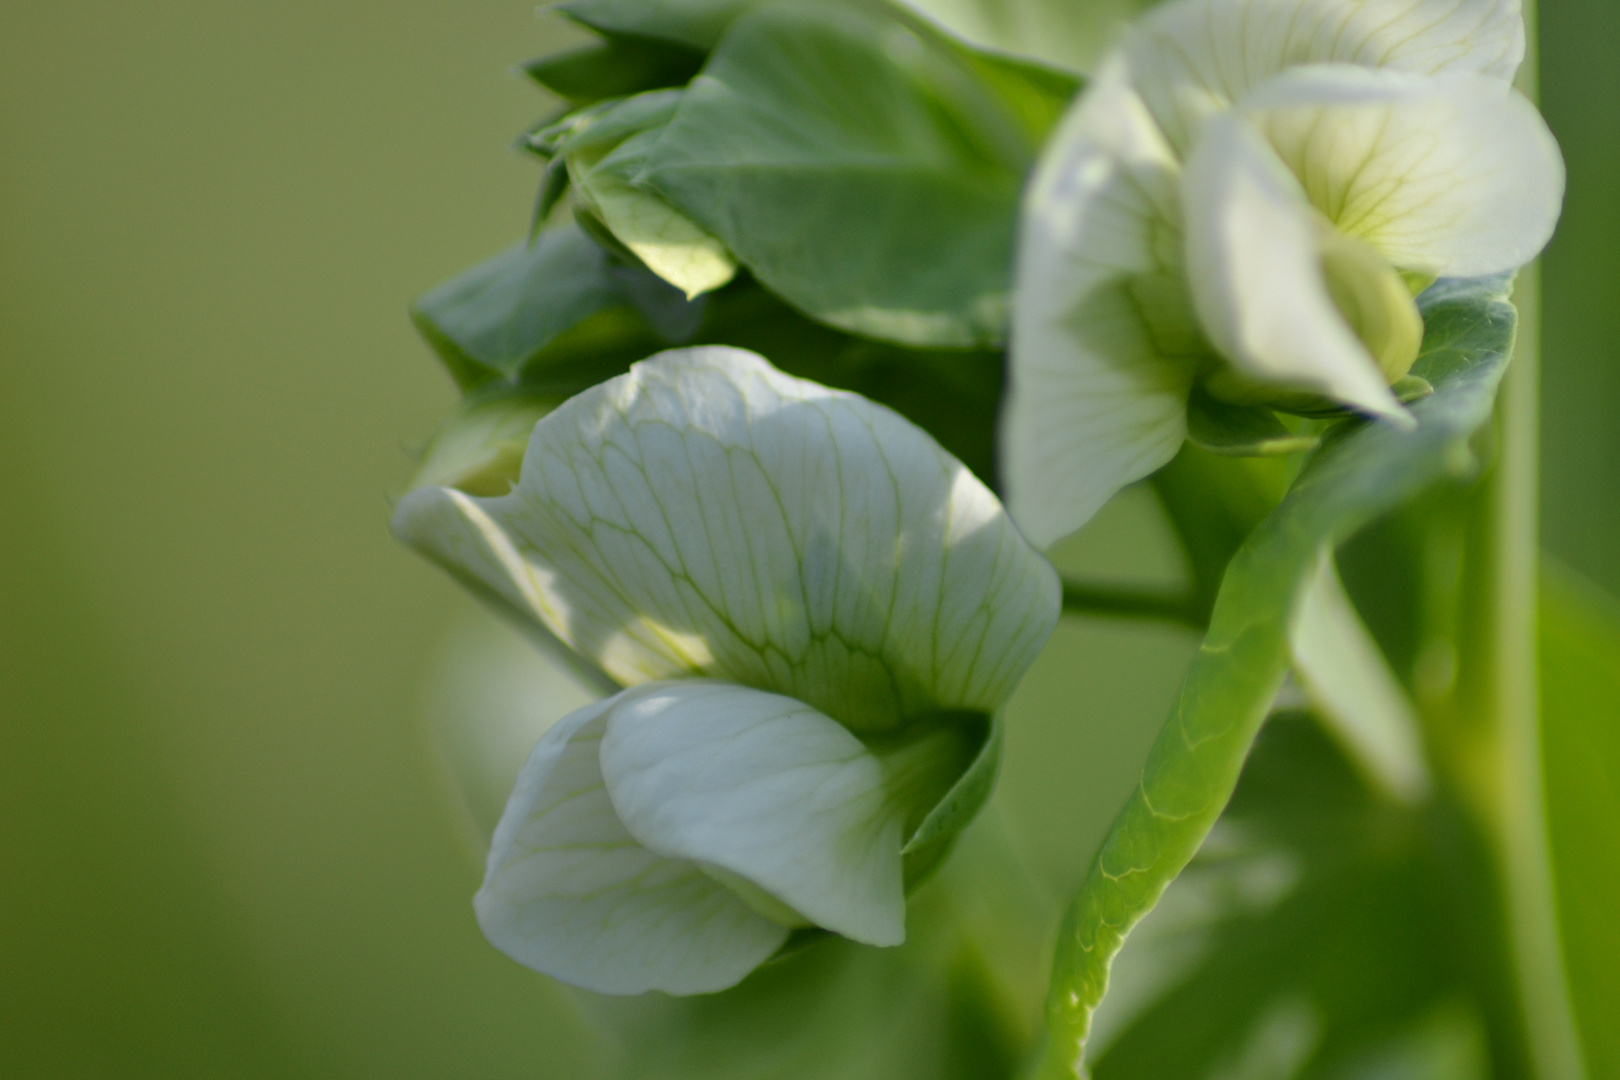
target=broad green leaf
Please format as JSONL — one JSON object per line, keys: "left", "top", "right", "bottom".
{"left": 640, "top": 0, "right": 1080, "bottom": 347}
{"left": 1541, "top": 565, "right": 1620, "bottom": 1078}
{"left": 1036, "top": 275, "right": 1517, "bottom": 1077}
{"left": 1089, "top": 714, "right": 1488, "bottom": 1079}
{"left": 523, "top": 34, "right": 704, "bottom": 104}
{"left": 1184, "top": 385, "right": 1318, "bottom": 458}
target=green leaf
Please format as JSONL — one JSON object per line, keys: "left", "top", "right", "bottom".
{"left": 1089, "top": 714, "right": 1489, "bottom": 1079}
{"left": 1541, "top": 564, "right": 1620, "bottom": 1079}
{"left": 522, "top": 34, "right": 704, "bottom": 104}
{"left": 640, "top": 0, "right": 1079, "bottom": 346}
{"left": 1035, "top": 275, "right": 1517, "bottom": 1077}
{"left": 1185, "top": 384, "right": 1319, "bottom": 457}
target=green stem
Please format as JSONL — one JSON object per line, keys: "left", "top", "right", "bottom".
{"left": 1059, "top": 577, "right": 1205, "bottom": 629}
{"left": 1489, "top": 264, "right": 1588, "bottom": 1079}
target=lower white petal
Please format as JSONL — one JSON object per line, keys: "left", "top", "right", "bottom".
{"left": 1182, "top": 112, "right": 1406, "bottom": 421}
{"left": 1006, "top": 58, "right": 1200, "bottom": 549}
{"left": 475, "top": 697, "right": 787, "bottom": 996}
{"left": 601, "top": 681, "right": 906, "bottom": 947}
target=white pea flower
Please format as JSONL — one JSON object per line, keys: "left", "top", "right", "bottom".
{"left": 1004, "top": 0, "right": 1564, "bottom": 547}
{"left": 392, "top": 347, "right": 1060, "bottom": 995}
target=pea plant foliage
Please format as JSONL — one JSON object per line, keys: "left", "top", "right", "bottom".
{"left": 390, "top": 0, "right": 1615, "bottom": 1077}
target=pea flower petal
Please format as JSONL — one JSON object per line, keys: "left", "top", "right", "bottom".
{"left": 393, "top": 346, "right": 1061, "bottom": 733}
{"left": 1123, "top": 0, "right": 1525, "bottom": 151}
{"left": 1005, "top": 59, "right": 1203, "bottom": 548}
{"left": 1182, "top": 110, "right": 1409, "bottom": 421}
{"left": 599, "top": 681, "right": 904, "bottom": 948}
{"left": 1241, "top": 65, "right": 1565, "bottom": 278}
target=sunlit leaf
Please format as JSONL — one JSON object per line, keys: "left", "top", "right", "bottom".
{"left": 1035, "top": 275, "right": 1517, "bottom": 1076}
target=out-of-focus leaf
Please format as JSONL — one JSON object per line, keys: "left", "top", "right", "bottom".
{"left": 523, "top": 34, "right": 704, "bottom": 104}
{"left": 1036, "top": 276, "right": 1517, "bottom": 1077}
{"left": 1089, "top": 714, "right": 1488, "bottom": 1079}
{"left": 640, "top": 0, "right": 1079, "bottom": 347}
{"left": 1541, "top": 564, "right": 1620, "bottom": 1078}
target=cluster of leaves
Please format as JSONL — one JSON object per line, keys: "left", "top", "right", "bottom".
{"left": 405, "top": 2, "right": 1615, "bottom": 1078}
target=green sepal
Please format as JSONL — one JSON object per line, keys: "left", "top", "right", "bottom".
{"left": 522, "top": 34, "right": 704, "bottom": 103}
{"left": 901, "top": 717, "right": 1001, "bottom": 885}
{"left": 1186, "top": 384, "right": 1320, "bottom": 457}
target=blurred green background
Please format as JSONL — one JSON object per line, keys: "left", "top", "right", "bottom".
{"left": 1, "top": 2, "right": 1614, "bottom": 1078}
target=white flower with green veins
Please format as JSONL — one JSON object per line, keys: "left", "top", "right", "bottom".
{"left": 392, "top": 347, "right": 1060, "bottom": 995}
{"left": 1004, "top": 0, "right": 1563, "bottom": 547}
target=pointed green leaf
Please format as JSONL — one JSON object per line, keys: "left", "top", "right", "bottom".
{"left": 1036, "top": 275, "right": 1517, "bottom": 1077}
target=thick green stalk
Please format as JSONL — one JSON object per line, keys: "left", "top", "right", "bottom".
{"left": 1489, "top": 264, "right": 1587, "bottom": 1079}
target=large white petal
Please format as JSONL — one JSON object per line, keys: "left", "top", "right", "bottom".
{"left": 474, "top": 696, "right": 787, "bottom": 996}
{"left": 1005, "top": 59, "right": 1203, "bottom": 549}
{"left": 1123, "top": 0, "right": 1524, "bottom": 152}
{"left": 1182, "top": 112, "right": 1407, "bottom": 420}
{"left": 393, "top": 347, "right": 1059, "bottom": 732}
{"left": 600, "top": 680, "right": 904, "bottom": 946}
{"left": 1241, "top": 65, "right": 1564, "bottom": 277}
